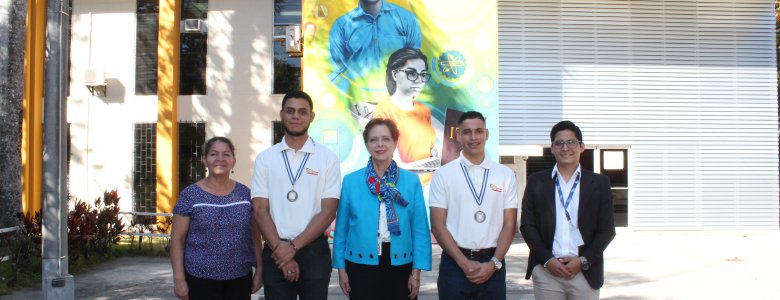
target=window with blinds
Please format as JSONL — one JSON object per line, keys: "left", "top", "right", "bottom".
{"left": 135, "top": 0, "right": 158, "bottom": 95}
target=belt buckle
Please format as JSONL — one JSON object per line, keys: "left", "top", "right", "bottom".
{"left": 469, "top": 249, "right": 480, "bottom": 259}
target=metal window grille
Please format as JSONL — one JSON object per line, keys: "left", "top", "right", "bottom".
{"left": 133, "top": 123, "right": 156, "bottom": 215}
{"left": 273, "top": 121, "right": 283, "bottom": 144}
{"left": 178, "top": 121, "right": 206, "bottom": 192}
{"left": 132, "top": 122, "right": 206, "bottom": 220}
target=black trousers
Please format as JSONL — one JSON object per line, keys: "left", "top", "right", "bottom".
{"left": 262, "top": 235, "right": 332, "bottom": 300}
{"left": 345, "top": 242, "right": 415, "bottom": 300}
{"left": 185, "top": 271, "right": 252, "bottom": 300}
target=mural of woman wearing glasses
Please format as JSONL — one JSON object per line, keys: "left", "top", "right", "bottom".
{"left": 372, "top": 48, "right": 438, "bottom": 170}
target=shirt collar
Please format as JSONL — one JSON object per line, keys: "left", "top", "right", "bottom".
{"left": 280, "top": 136, "right": 316, "bottom": 154}
{"left": 458, "top": 152, "right": 492, "bottom": 169}
{"left": 357, "top": 0, "right": 395, "bottom": 18}
{"left": 551, "top": 163, "right": 582, "bottom": 180}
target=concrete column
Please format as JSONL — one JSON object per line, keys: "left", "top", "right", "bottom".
{"left": 42, "top": 0, "right": 74, "bottom": 298}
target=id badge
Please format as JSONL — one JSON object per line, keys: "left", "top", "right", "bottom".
{"left": 571, "top": 227, "right": 585, "bottom": 247}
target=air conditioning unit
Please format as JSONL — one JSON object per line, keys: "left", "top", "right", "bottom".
{"left": 182, "top": 19, "right": 207, "bottom": 33}
{"left": 83, "top": 68, "right": 105, "bottom": 86}
{"left": 83, "top": 68, "right": 106, "bottom": 97}
{"left": 285, "top": 24, "right": 302, "bottom": 57}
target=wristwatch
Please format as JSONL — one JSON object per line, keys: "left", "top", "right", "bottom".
{"left": 579, "top": 256, "right": 591, "bottom": 271}
{"left": 490, "top": 256, "right": 503, "bottom": 270}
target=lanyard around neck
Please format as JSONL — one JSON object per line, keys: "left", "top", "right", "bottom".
{"left": 282, "top": 150, "right": 311, "bottom": 188}
{"left": 554, "top": 173, "right": 580, "bottom": 222}
{"left": 460, "top": 163, "right": 489, "bottom": 207}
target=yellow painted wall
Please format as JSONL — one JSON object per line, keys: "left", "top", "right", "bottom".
{"left": 156, "top": 0, "right": 181, "bottom": 214}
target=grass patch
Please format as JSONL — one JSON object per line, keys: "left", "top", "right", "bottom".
{"left": 0, "top": 236, "right": 170, "bottom": 296}
{"left": 114, "top": 236, "right": 170, "bottom": 257}
{"left": 0, "top": 257, "right": 41, "bottom": 296}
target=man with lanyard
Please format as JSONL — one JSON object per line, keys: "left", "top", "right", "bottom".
{"left": 520, "top": 120, "right": 616, "bottom": 300}
{"left": 251, "top": 90, "right": 341, "bottom": 300}
{"left": 429, "top": 111, "right": 518, "bottom": 300}
{"left": 329, "top": 0, "right": 421, "bottom": 94}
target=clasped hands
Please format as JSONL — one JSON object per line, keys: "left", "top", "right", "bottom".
{"left": 460, "top": 260, "right": 497, "bottom": 285}
{"left": 546, "top": 256, "right": 582, "bottom": 279}
{"left": 272, "top": 241, "right": 299, "bottom": 282}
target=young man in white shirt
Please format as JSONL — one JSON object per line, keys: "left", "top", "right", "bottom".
{"left": 520, "top": 120, "right": 616, "bottom": 300}
{"left": 429, "top": 111, "right": 518, "bottom": 300}
{"left": 251, "top": 91, "right": 341, "bottom": 300}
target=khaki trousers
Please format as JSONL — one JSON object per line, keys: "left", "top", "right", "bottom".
{"left": 531, "top": 265, "right": 600, "bottom": 300}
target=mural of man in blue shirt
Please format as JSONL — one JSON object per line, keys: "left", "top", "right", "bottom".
{"left": 329, "top": 0, "right": 422, "bottom": 95}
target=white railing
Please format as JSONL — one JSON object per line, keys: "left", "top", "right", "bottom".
{"left": 119, "top": 211, "right": 173, "bottom": 238}
{"left": 0, "top": 226, "right": 20, "bottom": 234}
{"left": 0, "top": 226, "right": 21, "bottom": 262}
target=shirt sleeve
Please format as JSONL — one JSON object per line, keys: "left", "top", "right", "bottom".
{"left": 504, "top": 169, "right": 519, "bottom": 209}
{"left": 428, "top": 169, "right": 448, "bottom": 209}
{"left": 322, "top": 151, "right": 342, "bottom": 199}
{"left": 251, "top": 152, "right": 269, "bottom": 199}
{"left": 328, "top": 18, "right": 349, "bottom": 82}
{"left": 402, "top": 11, "right": 422, "bottom": 49}
{"left": 173, "top": 187, "right": 193, "bottom": 216}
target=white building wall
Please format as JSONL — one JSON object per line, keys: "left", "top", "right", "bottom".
{"left": 498, "top": 0, "right": 779, "bottom": 229}
{"left": 179, "top": 0, "right": 277, "bottom": 182}
{"left": 68, "top": 0, "right": 277, "bottom": 212}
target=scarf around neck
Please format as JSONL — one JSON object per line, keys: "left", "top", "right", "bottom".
{"left": 366, "top": 159, "right": 408, "bottom": 236}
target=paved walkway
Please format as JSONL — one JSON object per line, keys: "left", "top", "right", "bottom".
{"left": 3, "top": 229, "right": 779, "bottom": 299}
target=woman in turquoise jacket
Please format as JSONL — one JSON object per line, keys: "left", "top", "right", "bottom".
{"left": 333, "top": 118, "right": 432, "bottom": 300}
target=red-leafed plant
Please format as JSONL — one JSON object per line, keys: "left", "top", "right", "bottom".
{"left": 67, "top": 199, "right": 97, "bottom": 260}
{"left": 91, "top": 190, "right": 125, "bottom": 254}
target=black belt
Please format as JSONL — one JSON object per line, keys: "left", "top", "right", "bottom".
{"left": 273, "top": 235, "right": 326, "bottom": 249}
{"left": 458, "top": 247, "right": 496, "bottom": 260}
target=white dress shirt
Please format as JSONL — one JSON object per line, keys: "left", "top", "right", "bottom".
{"left": 551, "top": 164, "right": 582, "bottom": 257}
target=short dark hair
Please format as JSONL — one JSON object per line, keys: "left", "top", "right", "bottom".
{"left": 363, "top": 118, "right": 400, "bottom": 144}
{"left": 550, "top": 120, "right": 583, "bottom": 142}
{"left": 203, "top": 136, "right": 236, "bottom": 156}
{"left": 457, "top": 111, "right": 486, "bottom": 126}
{"left": 281, "top": 90, "right": 314, "bottom": 111}
{"left": 386, "top": 48, "right": 429, "bottom": 95}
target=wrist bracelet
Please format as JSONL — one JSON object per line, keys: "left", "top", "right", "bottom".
{"left": 410, "top": 273, "right": 419, "bottom": 281}
{"left": 289, "top": 240, "right": 298, "bottom": 251}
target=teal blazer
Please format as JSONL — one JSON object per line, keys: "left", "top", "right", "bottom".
{"left": 332, "top": 166, "right": 432, "bottom": 270}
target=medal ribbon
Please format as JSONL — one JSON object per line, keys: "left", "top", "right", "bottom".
{"left": 460, "top": 163, "right": 489, "bottom": 207}
{"left": 282, "top": 150, "right": 311, "bottom": 188}
{"left": 554, "top": 173, "right": 581, "bottom": 222}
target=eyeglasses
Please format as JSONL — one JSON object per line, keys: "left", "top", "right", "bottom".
{"left": 395, "top": 69, "right": 431, "bottom": 82}
{"left": 553, "top": 139, "right": 581, "bottom": 148}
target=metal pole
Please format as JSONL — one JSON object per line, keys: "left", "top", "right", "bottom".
{"left": 41, "top": 0, "right": 74, "bottom": 298}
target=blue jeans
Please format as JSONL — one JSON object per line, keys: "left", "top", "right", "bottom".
{"left": 262, "top": 235, "right": 331, "bottom": 300}
{"left": 437, "top": 252, "right": 506, "bottom": 300}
